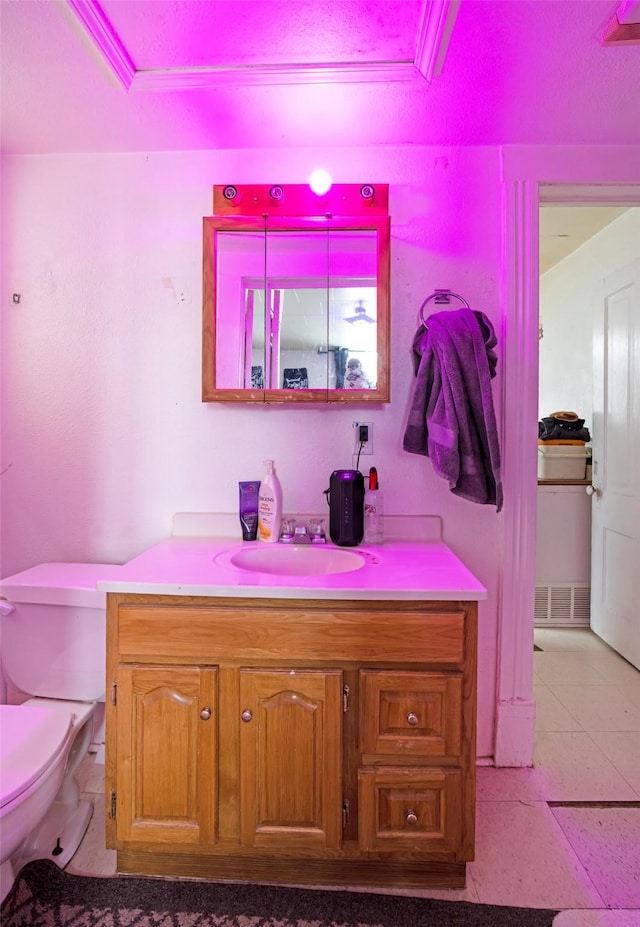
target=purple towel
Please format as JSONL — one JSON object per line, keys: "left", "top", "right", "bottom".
{"left": 403, "top": 308, "right": 503, "bottom": 512}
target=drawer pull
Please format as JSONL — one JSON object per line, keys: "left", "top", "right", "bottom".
{"left": 241, "top": 709, "right": 253, "bottom": 723}
{"left": 200, "top": 706, "right": 212, "bottom": 721}
{"left": 406, "top": 809, "right": 418, "bottom": 826}
{"left": 407, "top": 712, "right": 419, "bottom": 727}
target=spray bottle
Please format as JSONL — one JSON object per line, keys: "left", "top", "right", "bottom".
{"left": 364, "top": 466, "right": 384, "bottom": 544}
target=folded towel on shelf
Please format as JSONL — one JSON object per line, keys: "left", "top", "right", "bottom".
{"left": 403, "top": 307, "right": 503, "bottom": 511}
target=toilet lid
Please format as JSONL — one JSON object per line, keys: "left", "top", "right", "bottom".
{"left": 0, "top": 704, "right": 72, "bottom": 809}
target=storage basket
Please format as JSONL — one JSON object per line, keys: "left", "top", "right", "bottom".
{"left": 537, "top": 445, "right": 588, "bottom": 480}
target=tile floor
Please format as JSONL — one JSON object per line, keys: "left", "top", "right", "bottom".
{"left": 68, "top": 627, "right": 640, "bottom": 926}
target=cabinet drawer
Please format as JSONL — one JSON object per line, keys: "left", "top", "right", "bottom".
{"left": 115, "top": 603, "right": 465, "bottom": 664}
{"left": 358, "top": 766, "right": 462, "bottom": 853}
{"left": 360, "top": 671, "right": 462, "bottom": 757}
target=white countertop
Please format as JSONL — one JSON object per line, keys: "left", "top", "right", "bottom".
{"left": 96, "top": 533, "right": 487, "bottom": 602}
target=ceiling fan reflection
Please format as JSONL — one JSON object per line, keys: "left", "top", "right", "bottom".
{"left": 343, "top": 300, "right": 376, "bottom": 324}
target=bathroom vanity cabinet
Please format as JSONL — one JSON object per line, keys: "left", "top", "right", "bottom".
{"left": 105, "top": 593, "right": 478, "bottom": 888}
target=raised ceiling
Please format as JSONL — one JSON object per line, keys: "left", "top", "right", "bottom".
{"left": 1, "top": 0, "right": 639, "bottom": 155}
{"left": 77, "top": 0, "right": 433, "bottom": 82}
{"left": 539, "top": 206, "right": 631, "bottom": 274}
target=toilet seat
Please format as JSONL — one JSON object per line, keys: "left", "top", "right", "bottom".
{"left": 0, "top": 705, "right": 73, "bottom": 810}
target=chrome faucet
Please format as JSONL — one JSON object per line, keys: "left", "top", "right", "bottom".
{"left": 279, "top": 518, "right": 326, "bottom": 543}
{"left": 308, "top": 519, "right": 326, "bottom": 544}
{"left": 279, "top": 518, "right": 296, "bottom": 542}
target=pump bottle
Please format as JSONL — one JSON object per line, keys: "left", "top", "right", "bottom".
{"left": 257, "top": 459, "right": 283, "bottom": 543}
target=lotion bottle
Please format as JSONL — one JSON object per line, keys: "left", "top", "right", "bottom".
{"left": 258, "top": 459, "right": 283, "bottom": 543}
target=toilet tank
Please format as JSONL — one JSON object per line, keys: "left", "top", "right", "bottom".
{"left": 0, "top": 562, "right": 120, "bottom": 702}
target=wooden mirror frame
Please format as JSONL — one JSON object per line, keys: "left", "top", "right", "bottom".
{"left": 202, "top": 184, "right": 390, "bottom": 403}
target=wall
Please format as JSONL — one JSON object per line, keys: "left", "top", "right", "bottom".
{"left": 0, "top": 146, "right": 503, "bottom": 758}
{"left": 539, "top": 207, "right": 640, "bottom": 426}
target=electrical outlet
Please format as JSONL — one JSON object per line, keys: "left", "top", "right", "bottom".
{"left": 353, "top": 421, "right": 373, "bottom": 456}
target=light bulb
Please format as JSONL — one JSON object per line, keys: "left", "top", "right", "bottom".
{"left": 309, "top": 169, "right": 332, "bottom": 196}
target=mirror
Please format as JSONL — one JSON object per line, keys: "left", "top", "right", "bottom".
{"left": 202, "top": 185, "right": 390, "bottom": 403}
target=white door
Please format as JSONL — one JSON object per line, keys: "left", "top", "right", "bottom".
{"left": 590, "top": 260, "right": 640, "bottom": 669}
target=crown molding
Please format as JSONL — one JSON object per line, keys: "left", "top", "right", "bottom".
{"left": 600, "top": 0, "right": 640, "bottom": 44}
{"left": 67, "top": 0, "right": 458, "bottom": 92}
{"left": 132, "top": 61, "right": 420, "bottom": 91}
{"left": 414, "top": 0, "right": 460, "bottom": 81}
{"left": 67, "top": 0, "right": 135, "bottom": 90}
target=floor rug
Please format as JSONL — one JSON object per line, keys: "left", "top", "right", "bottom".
{"left": 1, "top": 859, "right": 559, "bottom": 927}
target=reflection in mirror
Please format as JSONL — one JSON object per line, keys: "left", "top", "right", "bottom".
{"left": 242, "top": 279, "right": 377, "bottom": 390}
{"left": 245, "top": 287, "right": 265, "bottom": 388}
{"left": 203, "top": 184, "right": 390, "bottom": 403}
{"left": 214, "top": 229, "right": 266, "bottom": 391}
{"left": 215, "top": 228, "right": 378, "bottom": 391}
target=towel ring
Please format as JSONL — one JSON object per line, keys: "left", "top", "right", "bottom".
{"left": 419, "top": 289, "right": 470, "bottom": 326}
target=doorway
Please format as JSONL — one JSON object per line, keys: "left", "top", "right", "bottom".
{"left": 496, "top": 164, "right": 640, "bottom": 769}
{"left": 535, "top": 194, "right": 640, "bottom": 664}
{"left": 535, "top": 204, "right": 633, "bottom": 631}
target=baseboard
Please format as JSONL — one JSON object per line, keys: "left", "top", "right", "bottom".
{"left": 494, "top": 698, "right": 536, "bottom": 767}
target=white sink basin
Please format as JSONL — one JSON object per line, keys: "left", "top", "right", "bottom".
{"left": 228, "top": 545, "right": 366, "bottom": 576}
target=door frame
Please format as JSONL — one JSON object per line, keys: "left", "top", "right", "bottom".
{"left": 496, "top": 146, "right": 640, "bottom": 766}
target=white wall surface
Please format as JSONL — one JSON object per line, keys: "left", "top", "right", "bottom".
{"left": 539, "top": 207, "right": 640, "bottom": 427}
{"left": 0, "top": 146, "right": 503, "bottom": 756}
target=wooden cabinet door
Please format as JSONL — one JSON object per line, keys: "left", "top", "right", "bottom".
{"left": 115, "top": 664, "right": 217, "bottom": 847}
{"left": 239, "top": 668, "right": 343, "bottom": 851}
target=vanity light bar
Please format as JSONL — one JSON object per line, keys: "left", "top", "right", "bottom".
{"left": 212, "top": 184, "right": 389, "bottom": 218}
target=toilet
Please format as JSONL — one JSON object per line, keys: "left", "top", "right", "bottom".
{"left": 0, "top": 561, "right": 119, "bottom": 903}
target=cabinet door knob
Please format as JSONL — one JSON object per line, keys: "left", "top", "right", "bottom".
{"left": 200, "top": 706, "right": 212, "bottom": 721}
{"left": 407, "top": 711, "right": 419, "bottom": 727}
{"left": 241, "top": 709, "right": 253, "bottom": 723}
{"left": 406, "top": 809, "right": 418, "bottom": 825}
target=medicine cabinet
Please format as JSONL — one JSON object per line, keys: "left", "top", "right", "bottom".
{"left": 202, "top": 184, "right": 390, "bottom": 403}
